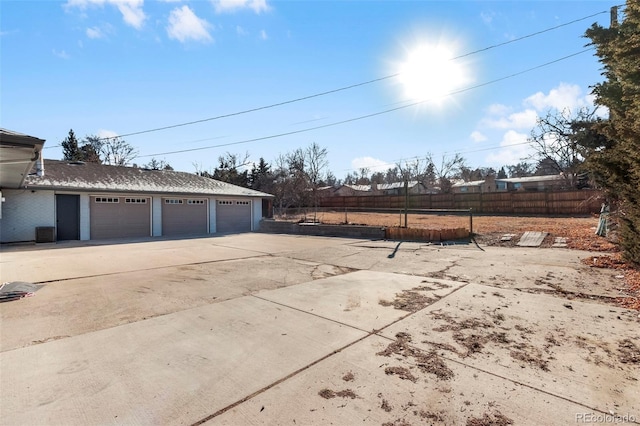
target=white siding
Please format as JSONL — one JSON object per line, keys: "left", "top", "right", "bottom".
{"left": 80, "top": 194, "right": 90, "bottom": 240}
{"left": 152, "top": 197, "right": 162, "bottom": 237}
{"left": 209, "top": 197, "right": 217, "bottom": 233}
{"left": 0, "top": 189, "right": 55, "bottom": 243}
{"left": 252, "top": 197, "right": 263, "bottom": 231}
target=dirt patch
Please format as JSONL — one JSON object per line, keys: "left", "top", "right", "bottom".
{"left": 318, "top": 388, "right": 358, "bottom": 399}
{"left": 418, "top": 410, "right": 445, "bottom": 421}
{"left": 385, "top": 366, "right": 417, "bottom": 382}
{"left": 509, "top": 346, "right": 550, "bottom": 371}
{"left": 466, "top": 410, "right": 514, "bottom": 426}
{"left": 380, "top": 399, "right": 393, "bottom": 412}
{"left": 342, "top": 371, "right": 354, "bottom": 382}
{"left": 379, "top": 287, "right": 438, "bottom": 312}
{"left": 428, "top": 311, "right": 509, "bottom": 357}
{"left": 377, "top": 333, "right": 454, "bottom": 380}
{"left": 426, "top": 310, "right": 557, "bottom": 371}
{"left": 618, "top": 339, "right": 640, "bottom": 364}
{"left": 382, "top": 420, "right": 412, "bottom": 426}
{"left": 280, "top": 213, "right": 617, "bottom": 252}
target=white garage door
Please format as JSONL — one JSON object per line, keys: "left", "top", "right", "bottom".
{"left": 216, "top": 200, "right": 251, "bottom": 234}
{"left": 162, "top": 198, "right": 208, "bottom": 236}
{"left": 90, "top": 196, "right": 151, "bottom": 239}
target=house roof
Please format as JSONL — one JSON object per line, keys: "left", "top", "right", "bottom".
{"left": 377, "top": 181, "right": 420, "bottom": 190}
{"left": 499, "top": 175, "right": 564, "bottom": 183}
{"left": 452, "top": 175, "right": 564, "bottom": 187}
{"left": 340, "top": 184, "right": 372, "bottom": 192}
{"left": 24, "top": 159, "right": 274, "bottom": 197}
{"left": 452, "top": 179, "right": 485, "bottom": 187}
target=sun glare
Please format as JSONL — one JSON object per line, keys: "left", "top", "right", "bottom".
{"left": 397, "top": 43, "right": 469, "bottom": 105}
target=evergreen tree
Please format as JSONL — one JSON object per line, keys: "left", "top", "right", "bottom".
{"left": 585, "top": 2, "right": 640, "bottom": 265}
{"left": 249, "top": 157, "right": 273, "bottom": 192}
{"left": 61, "top": 129, "right": 81, "bottom": 161}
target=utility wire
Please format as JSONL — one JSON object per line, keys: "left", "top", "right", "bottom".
{"left": 97, "top": 8, "right": 611, "bottom": 142}
{"left": 137, "top": 48, "right": 594, "bottom": 159}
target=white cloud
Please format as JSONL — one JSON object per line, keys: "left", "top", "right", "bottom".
{"left": 97, "top": 129, "right": 119, "bottom": 140}
{"left": 167, "top": 6, "right": 213, "bottom": 43}
{"left": 486, "top": 103, "right": 511, "bottom": 116}
{"left": 470, "top": 131, "right": 487, "bottom": 143}
{"left": 212, "top": 0, "right": 269, "bottom": 14}
{"left": 525, "top": 82, "right": 591, "bottom": 112}
{"left": 480, "top": 11, "right": 495, "bottom": 25}
{"left": 52, "top": 49, "right": 70, "bottom": 59}
{"left": 485, "top": 130, "right": 531, "bottom": 166}
{"left": 65, "top": 0, "right": 146, "bottom": 30}
{"left": 482, "top": 108, "right": 538, "bottom": 130}
{"left": 351, "top": 156, "right": 388, "bottom": 171}
{"left": 86, "top": 26, "right": 103, "bottom": 38}
{"left": 236, "top": 25, "right": 248, "bottom": 36}
{"left": 259, "top": 29, "right": 267, "bottom": 40}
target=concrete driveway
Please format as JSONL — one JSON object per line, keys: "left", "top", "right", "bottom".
{"left": 1, "top": 234, "right": 638, "bottom": 425}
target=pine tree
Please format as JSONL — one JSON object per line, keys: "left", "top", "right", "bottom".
{"left": 585, "top": 2, "right": 640, "bottom": 265}
{"left": 61, "top": 129, "right": 81, "bottom": 161}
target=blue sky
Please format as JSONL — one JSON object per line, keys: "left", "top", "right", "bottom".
{"left": 1, "top": 0, "right": 618, "bottom": 178}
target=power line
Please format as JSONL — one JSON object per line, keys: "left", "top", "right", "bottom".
{"left": 137, "top": 48, "right": 594, "bottom": 159}
{"left": 97, "top": 8, "right": 611, "bottom": 141}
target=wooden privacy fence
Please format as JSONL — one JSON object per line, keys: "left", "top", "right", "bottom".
{"left": 318, "top": 189, "right": 603, "bottom": 216}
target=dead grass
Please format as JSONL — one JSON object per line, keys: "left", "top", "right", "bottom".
{"left": 379, "top": 286, "right": 438, "bottom": 312}
{"left": 384, "top": 366, "right": 417, "bottom": 382}
{"left": 618, "top": 339, "right": 640, "bottom": 364}
{"left": 581, "top": 253, "right": 640, "bottom": 310}
{"left": 280, "top": 212, "right": 617, "bottom": 251}
{"left": 318, "top": 388, "right": 358, "bottom": 399}
{"left": 466, "top": 411, "right": 514, "bottom": 426}
{"left": 377, "top": 333, "right": 454, "bottom": 380}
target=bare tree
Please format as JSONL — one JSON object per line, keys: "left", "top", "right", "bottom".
{"left": 305, "top": 142, "right": 329, "bottom": 219}
{"left": 143, "top": 158, "right": 173, "bottom": 170}
{"left": 428, "top": 153, "right": 466, "bottom": 193}
{"left": 528, "top": 107, "right": 600, "bottom": 186}
{"left": 356, "top": 167, "right": 370, "bottom": 184}
{"left": 101, "top": 137, "right": 138, "bottom": 166}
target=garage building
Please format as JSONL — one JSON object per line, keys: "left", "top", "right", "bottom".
{"left": 0, "top": 130, "right": 273, "bottom": 243}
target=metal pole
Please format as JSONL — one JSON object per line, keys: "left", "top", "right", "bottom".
{"left": 404, "top": 180, "right": 408, "bottom": 228}
{"left": 469, "top": 208, "right": 473, "bottom": 237}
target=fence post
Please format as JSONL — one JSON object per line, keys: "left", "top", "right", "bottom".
{"left": 404, "top": 180, "right": 408, "bottom": 228}
{"left": 545, "top": 191, "right": 550, "bottom": 215}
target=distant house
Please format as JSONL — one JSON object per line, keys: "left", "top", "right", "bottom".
{"left": 333, "top": 184, "right": 373, "bottom": 196}
{"left": 314, "top": 186, "right": 337, "bottom": 198}
{"left": 0, "top": 129, "right": 273, "bottom": 243}
{"left": 499, "top": 175, "right": 567, "bottom": 191}
{"left": 375, "top": 181, "right": 428, "bottom": 195}
{"left": 452, "top": 174, "right": 568, "bottom": 193}
{"left": 333, "top": 181, "right": 431, "bottom": 197}
{"left": 451, "top": 176, "right": 497, "bottom": 193}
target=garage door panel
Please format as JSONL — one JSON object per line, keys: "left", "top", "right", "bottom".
{"left": 216, "top": 200, "right": 251, "bottom": 234}
{"left": 162, "top": 198, "right": 208, "bottom": 236}
{"left": 90, "top": 197, "right": 151, "bottom": 240}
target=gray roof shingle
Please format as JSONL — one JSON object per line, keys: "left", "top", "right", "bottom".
{"left": 24, "top": 160, "right": 273, "bottom": 197}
